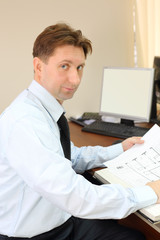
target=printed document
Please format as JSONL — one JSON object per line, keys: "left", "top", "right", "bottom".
{"left": 94, "top": 124, "right": 160, "bottom": 222}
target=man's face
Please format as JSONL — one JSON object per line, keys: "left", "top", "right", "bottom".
{"left": 34, "top": 45, "right": 85, "bottom": 104}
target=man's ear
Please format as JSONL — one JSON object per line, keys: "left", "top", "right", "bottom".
{"left": 33, "top": 57, "right": 43, "bottom": 75}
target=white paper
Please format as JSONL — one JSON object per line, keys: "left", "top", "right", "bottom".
{"left": 104, "top": 124, "right": 160, "bottom": 187}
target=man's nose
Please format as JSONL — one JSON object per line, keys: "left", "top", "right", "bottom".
{"left": 69, "top": 69, "right": 81, "bottom": 85}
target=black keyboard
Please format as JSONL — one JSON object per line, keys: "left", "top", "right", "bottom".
{"left": 82, "top": 120, "right": 149, "bottom": 139}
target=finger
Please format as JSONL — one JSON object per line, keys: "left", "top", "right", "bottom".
{"left": 131, "top": 137, "right": 144, "bottom": 144}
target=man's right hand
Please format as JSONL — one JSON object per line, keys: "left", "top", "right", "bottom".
{"left": 146, "top": 180, "right": 160, "bottom": 203}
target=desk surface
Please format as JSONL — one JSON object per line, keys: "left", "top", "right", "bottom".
{"left": 69, "top": 121, "right": 160, "bottom": 240}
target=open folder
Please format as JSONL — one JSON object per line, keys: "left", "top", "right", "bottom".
{"left": 94, "top": 124, "right": 160, "bottom": 223}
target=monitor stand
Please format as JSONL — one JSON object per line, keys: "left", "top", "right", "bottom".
{"left": 121, "top": 119, "right": 134, "bottom": 126}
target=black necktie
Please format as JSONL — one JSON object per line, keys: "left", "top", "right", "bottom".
{"left": 57, "top": 113, "right": 71, "bottom": 160}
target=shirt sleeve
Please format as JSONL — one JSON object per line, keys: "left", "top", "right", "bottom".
{"left": 71, "top": 141, "right": 124, "bottom": 173}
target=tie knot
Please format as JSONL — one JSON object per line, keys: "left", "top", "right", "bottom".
{"left": 58, "top": 113, "right": 66, "bottom": 125}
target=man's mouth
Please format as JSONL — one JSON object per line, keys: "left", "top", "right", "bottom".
{"left": 63, "top": 86, "right": 76, "bottom": 92}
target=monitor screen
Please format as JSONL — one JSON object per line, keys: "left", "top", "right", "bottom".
{"left": 100, "top": 67, "right": 155, "bottom": 123}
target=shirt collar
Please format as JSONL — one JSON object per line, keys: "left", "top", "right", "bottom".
{"left": 28, "top": 80, "right": 64, "bottom": 122}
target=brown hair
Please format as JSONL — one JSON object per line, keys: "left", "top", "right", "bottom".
{"left": 33, "top": 23, "right": 92, "bottom": 62}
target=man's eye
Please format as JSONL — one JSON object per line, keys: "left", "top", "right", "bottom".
{"left": 61, "top": 65, "right": 68, "bottom": 69}
{"left": 77, "top": 65, "right": 83, "bottom": 71}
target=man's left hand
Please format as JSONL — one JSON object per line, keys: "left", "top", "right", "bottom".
{"left": 122, "top": 137, "right": 144, "bottom": 151}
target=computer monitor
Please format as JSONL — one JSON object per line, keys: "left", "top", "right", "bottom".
{"left": 153, "top": 56, "right": 160, "bottom": 104}
{"left": 99, "top": 67, "right": 155, "bottom": 125}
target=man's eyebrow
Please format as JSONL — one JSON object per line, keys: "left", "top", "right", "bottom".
{"left": 60, "top": 60, "right": 72, "bottom": 63}
{"left": 59, "top": 60, "right": 85, "bottom": 66}
{"left": 80, "top": 63, "right": 85, "bottom": 67}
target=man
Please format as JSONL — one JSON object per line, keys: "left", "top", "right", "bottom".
{"left": 0, "top": 23, "right": 160, "bottom": 240}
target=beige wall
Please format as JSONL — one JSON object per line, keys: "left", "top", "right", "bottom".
{"left": 0, "top": 0, "right": 134, "bottom": 118}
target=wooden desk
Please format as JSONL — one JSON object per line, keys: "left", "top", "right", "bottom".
{"left": 69, "top": 121, "right": 160, "bottom": 240}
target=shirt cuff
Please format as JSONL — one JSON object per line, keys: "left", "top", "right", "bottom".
{"left": 106, "top": 143, "right": 124, "bottom": 160}
{"left": 128, "top": 185, "right": 157, "bottom": 210}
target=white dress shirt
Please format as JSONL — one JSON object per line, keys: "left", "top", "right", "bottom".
{"left": 0, "top": 80, "right": 157, "bottom": 237}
